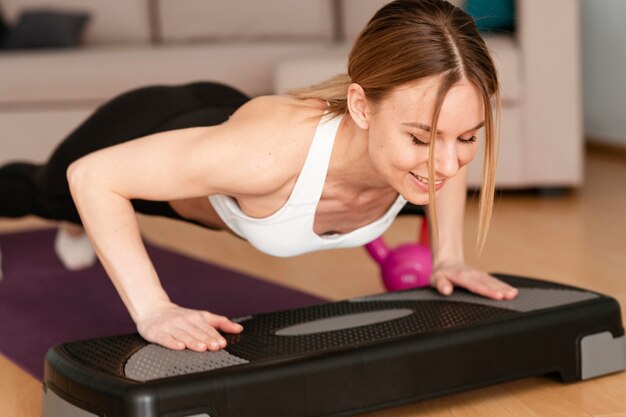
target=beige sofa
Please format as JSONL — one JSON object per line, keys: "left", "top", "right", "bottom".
{"left": 0, "top": 0, "right": 583, "bottom": 189}
{"left": 0, "top": 0, "right": 337, "bottom": 165}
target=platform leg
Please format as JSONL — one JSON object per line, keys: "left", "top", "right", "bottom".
{"left": 580, "top": 332, "right": 626, "bottom": 380}
{"left": 41, "top": 386, "right": 97, "bottom": 417}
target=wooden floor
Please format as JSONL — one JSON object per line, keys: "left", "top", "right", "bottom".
{"left": 1, "top": 148, "right": 625, "bottom": 417}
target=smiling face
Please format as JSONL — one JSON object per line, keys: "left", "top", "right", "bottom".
{"left": 361, "top": 75, "right": 485, "bottom": 205}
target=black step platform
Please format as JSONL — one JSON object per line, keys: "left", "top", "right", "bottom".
{"left": 42, "top": 274, "right": 626, "bottom": 417}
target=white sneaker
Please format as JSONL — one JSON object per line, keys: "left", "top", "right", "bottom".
{"left": 54, "top": 227, "right": 97, "bottom": 270}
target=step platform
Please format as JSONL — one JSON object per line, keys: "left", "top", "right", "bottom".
{"left": 42, "top": 274, "right": 626, "bottom": 417}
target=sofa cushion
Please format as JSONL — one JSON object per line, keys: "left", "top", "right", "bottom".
{"left": 0, "top": 41, "right": 334, "bottom": 104}
{"left": 483, "top": 35, "right": 520, "bottom": 103}
{"left": 273, "top": 47, "right": 351, "bottom": 94}
{"left": 341, "top": 0, "right": 465, "bottom": 40}
{"left": 341, "top": 0, "right": 389, "bottom": 40}
{"left": 2, "top": 9, "right": 90, "bottom": 50}
{"left": 0, "top": 0, "right": 151, "bottom": 45}
{"left": 157, "top": 0, "right": 334, "bottom": 43}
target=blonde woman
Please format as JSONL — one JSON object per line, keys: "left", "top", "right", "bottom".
{"left": 0, "top": 0, "right": 518, "bottom": 352}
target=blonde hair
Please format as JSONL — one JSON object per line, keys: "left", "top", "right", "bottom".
{"left": 289, "top": 0, "right": 500, "bottom": 257}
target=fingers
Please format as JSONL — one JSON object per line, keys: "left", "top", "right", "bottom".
{"left": 206, "top": 313, "right": 245, "bottom": 334}
{"left": 473, "top": 274, "right": 518, "bottom": 300}
{"left": 145, "top": 323, "right": 216, "bottom": 352}
{"left": 154, "top": 333, "right": 186, "bottom": 351}
{"left": 432, "top": 276, "right": 454, "bottom": 296}
{"left": 177, "top": 319, "right": 224, "bottom": 352}
{"left": 431, "top": 266, "right": 519, "bottom": 301}
{"left": 175, "top": 312, "right": 244, "bottom": 352}
{"left": 170, "top": 327, "right": 210, "bottom": 352}
{"left": 138, "top": 306, "right": 245, "bottom": 352}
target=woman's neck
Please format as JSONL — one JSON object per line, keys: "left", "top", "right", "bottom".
{"left": 329, "top": 115, "right": 394, "bottom": 194}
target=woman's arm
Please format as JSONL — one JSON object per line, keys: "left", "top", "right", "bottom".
{"left": 67, "top": 97, "right": 297, "bottom": 351}
{"left": 429, "top": 165, "right": 518, "bottom": 300}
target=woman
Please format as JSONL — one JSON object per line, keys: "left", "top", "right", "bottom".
{"left": 0, "top": 0, "right": 518, "bottom": 352}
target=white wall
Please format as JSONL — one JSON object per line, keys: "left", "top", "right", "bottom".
{"left": 582, "top": 0, "right": 626, "bottom": 145}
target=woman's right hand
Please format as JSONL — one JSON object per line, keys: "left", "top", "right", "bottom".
{"left": 136, "top": 301, "right": 244, "bottom": 352}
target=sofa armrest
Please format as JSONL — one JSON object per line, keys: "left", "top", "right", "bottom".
{"left": 517, "top": 0, "right": 583, "bottom": 185}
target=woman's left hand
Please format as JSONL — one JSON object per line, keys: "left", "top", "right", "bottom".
{"left": 430, "top": 260, "right": 519, "bottom": 300}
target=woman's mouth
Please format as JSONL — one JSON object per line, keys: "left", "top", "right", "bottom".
{"left": 409, "top": 172, "right": 446, "bottom": 191}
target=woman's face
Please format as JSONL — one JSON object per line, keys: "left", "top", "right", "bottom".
{"left": 366, "top": 76, "right": 484, "bottom": 205}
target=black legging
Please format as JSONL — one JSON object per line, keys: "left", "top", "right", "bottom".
{"left": 0, "top": 82, "right": 250, "bottom": 226}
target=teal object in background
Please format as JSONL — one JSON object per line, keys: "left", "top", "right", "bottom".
{"left": 465, "top": 0, "right": 516, "bottom": 33}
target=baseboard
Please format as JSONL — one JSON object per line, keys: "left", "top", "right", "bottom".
{"left": 586, "top": 139, "right": 626, "bottom": 160}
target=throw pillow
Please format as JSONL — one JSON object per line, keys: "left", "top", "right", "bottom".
{"left": 465, "top": 0, "right": 516, "bottom": 33}
{"left": 2, "top": 9, "right": 90, "bottom": 50}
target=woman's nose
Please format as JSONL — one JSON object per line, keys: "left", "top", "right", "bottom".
{"left": 434, "top": 143, "right": 460, "bottom": 178}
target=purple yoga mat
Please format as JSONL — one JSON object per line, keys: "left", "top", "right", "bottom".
{"left": 0, "top": 228, "right": 326, "bottom": 380}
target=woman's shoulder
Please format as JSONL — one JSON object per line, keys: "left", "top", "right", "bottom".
{"left": 226, "top": 94, "right": 328, "bottom": 161}
{"left": 206, "top": 95, "right": 327, "bottom": 197}
{"left": 230, "top": 95, "right": 328, "bottom": 126}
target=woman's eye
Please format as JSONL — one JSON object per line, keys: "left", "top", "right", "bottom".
{"left": 410, "top": 135, "right": 428, "bottom": 146}
{"left": 459, "top": 135, "right": 478, "bottom": 144}
{"left": 410, "top": 134, "right": 477, "bottom": 145}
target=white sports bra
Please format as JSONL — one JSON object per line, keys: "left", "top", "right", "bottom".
{"left": 208, "top": 113, "right": 407, "bottom": 257}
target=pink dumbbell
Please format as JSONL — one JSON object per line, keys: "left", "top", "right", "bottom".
{"left": 365, "top": 219, "right": 432, "bottom": 291}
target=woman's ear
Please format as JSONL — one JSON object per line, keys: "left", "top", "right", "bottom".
{"left": 346, "top": 83, "right": 370, "bottom": 130}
